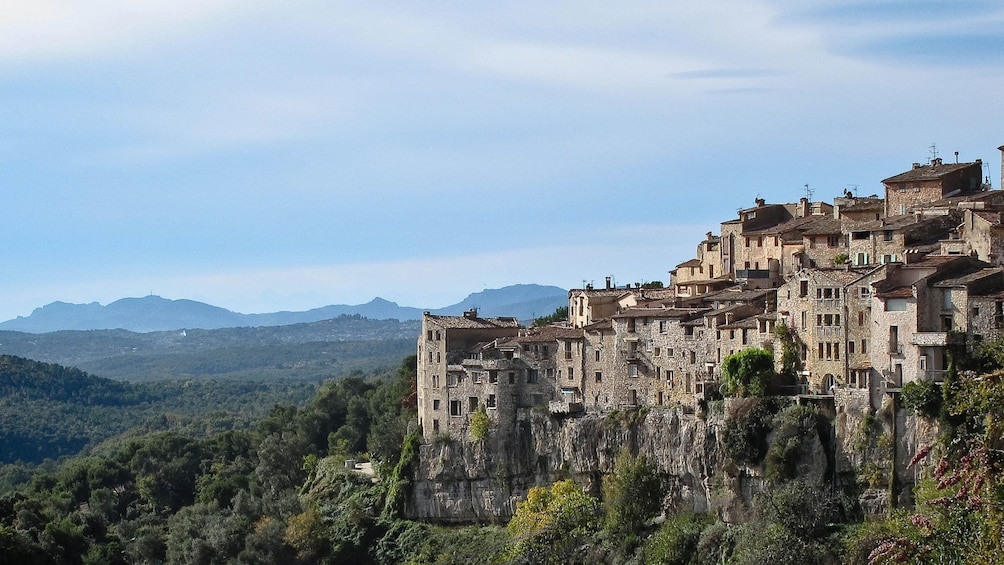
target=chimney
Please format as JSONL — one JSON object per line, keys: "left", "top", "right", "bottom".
{"left": 913, "top": 163, "right": 922, "bottom": 169}
{"left": 999, "top": 145, "right": 1004, "bottom": 189}
{"left": 932, "top": 157, "right": 943, "bottom": 167}
{"left": 755, "top": 198, "right": 766, "bottom": 207}
{"left": 464, "top": 308, "right": 478, "bottom": 319}
{"left": 605, "top": 276, "right": 612, "bottom": 290}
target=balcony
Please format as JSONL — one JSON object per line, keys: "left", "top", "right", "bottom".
{"left": 549, "top": 401, "right": 584, "bottom": 415}
{"left": 912, "top": 332, "right": 963, "bottom": 347}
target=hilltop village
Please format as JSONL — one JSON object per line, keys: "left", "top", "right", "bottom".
{"left": 416, "top": 147, "right": 1004, "bottom": 441}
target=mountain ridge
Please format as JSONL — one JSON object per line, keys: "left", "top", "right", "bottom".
{"left": 0, "top": 284, "right": 568, "bottom": 333}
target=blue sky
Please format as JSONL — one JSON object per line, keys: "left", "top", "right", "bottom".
{"left": 2, "top": 1, "right": 1003, "bottom": 321}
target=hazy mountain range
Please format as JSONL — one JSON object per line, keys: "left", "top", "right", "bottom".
{"left": 0, "top": 284, "right": 568, "bottom": 333}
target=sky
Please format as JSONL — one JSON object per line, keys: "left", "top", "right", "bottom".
{"left": 2, "top": 1, "right": 1003, "bottom": 321}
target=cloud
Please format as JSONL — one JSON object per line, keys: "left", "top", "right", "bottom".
{"left": 0, "top": 1, "right": 248, "bottom": 65}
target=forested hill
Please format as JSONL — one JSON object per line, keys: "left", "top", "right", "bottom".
{"left": 0, "top": 354, "right": 319, "bottom": 465}
{"left": 0, "top": 315, "right": 418, "bottom": 382}
{"left": 0, "top": 354, "right": 139, "bottom": 405}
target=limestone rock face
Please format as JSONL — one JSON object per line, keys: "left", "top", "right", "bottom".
{"left": 406, "top": 401, "right": 937, "bottom": 524}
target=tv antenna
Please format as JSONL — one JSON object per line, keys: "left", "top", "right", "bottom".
{"left": 929, "top": 143, "right": 938, "bottom": 162}
{"left": 803, "top": 184, "right": 814, "bottom": 201}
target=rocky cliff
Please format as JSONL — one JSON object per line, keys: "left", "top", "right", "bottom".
{"left": 407, "top": 392, "right": 939, "bottom": 523}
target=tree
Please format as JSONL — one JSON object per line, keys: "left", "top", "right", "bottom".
{"left": 505, "top": 479, "right": 600, "bottom": 564}
{"left": 533, "top": 306, "right": 569, "bottom": 327}
{"left": 721, "top": 348, "right": 775, "bottom": 397}
{"left": 603, "top": 450, "right": 662, "bottom": 551}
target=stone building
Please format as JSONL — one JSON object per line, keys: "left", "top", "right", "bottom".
{"left": 882, "top": 158, "right": 985, "bottom": 217}
{"left": 869, "top": 256, "right": 990, "bottom": 395}
{"left": 416, "top": 310, "right": 521, "bottom": 438}
{"left": 776, "top": 266, "right": 884, "bottom": 396}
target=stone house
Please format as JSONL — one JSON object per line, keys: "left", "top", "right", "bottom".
{"left": 869, "top": 256, "right": 990, "bottom": 395}
{"left": 882, "top": 158, "right": 985, "bottom": 217}
{"left": 416, "top": 310, "right": 521, "bottom": 438}
{"left": 776, "top": 266, "right": 885, "bottom": 397}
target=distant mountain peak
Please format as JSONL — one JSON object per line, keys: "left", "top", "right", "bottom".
{"left": 0, "top": 284, "right": 568, "bottom": 333}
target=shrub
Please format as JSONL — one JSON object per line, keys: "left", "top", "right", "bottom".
{"left": 469, "top": 407, "right": 489, "bottom": 441}
{"left": 721, "top": 349, "right": 775, "bottom": 397}
{"left": 900, "top": 380, "right": 941, "bottom": 419}
{"left": 765, "top": 404, "right": 820, "bottom": 483}
{"left": 722, "top": 398, "right": 776, "bottom": 466}
{"left": 603, "top": 450, "right": 663, "bottom": 550}
{"left": 643, "top": 513, "right": 711, "bottom": 565}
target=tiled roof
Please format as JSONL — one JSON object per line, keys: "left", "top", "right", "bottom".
{"left": 933, "top": 268, "right": 1003, "bottom": 288}
{"left": 882, "top": 161, "right": 979, "bottom": 184}
{"left": 613, "top": 307, "right": 707, "bottom": 319}
{"left": 875, "top": 285, "right": 914, "bottom": 299}
{"left": 719, "top": 316, "right": 760, "bottom": 329}
{"left": 973, "top": 210, "right": 1004, "bottom": 225}
{"left": 425, "top": 314, "right": 521, "bottom": 330}
{"left": 800, "top": 217, "right": 843, "bottom": 236}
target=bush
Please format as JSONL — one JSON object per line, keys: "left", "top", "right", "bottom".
{"left": 603, "top": 451, "right": 663, "bottom": 551}
{"left": 504, "top": 479, "right": 601, "bottom": 565}
{"left": 722, "top": 398, "right": 782, "bottom": 466}
{"left": 643, "top": 513, "right": 711, "bottom": 565}
{"left": 900, "top": 380, "right": 941, "bottom": 419}
{"left": 721, "top": 349, "right": 775, "bottom": 397}
{"left": 469, "top": 407, "right": 489, "bottom": 441}
{"left": 765, "top": 404, "right": 820, "bottom": 483}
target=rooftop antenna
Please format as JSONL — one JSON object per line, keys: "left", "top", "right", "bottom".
{"left": 803, "top": 183, "right": 814, "bottom": 201}
{"left": 929, "top": 143, "right": 938, "bottom": 162}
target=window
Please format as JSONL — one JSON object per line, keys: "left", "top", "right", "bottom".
{"left": 848, "top": 341, "right": 855, "bottom": 354}
{"left": 427, "top": 330, "right": 433, "bottom": 340}
{"left": 628, "top": 364, "right": 638, "bottom": 378}
{"left": 447, "top": 373, "right": 459, "bottom": 387}
{"left": 861, "top": 339, "right": 867, "bottom": 354}
{"left": 859, "top": 286, "right": 870, "bottom": 298}
{"left": 595, "top": 371, "right": 602, "bottom": 383}
{"left": 799, "top": 280, "right": 808, "bottom": 297}
{"left": 666, "top": 370, "right": 674, "bottom": 384}
{"left": 433, "top": 419, "right": 439, "bottom": 432}
{"left": 530, "top": 393, "right": 544, "bottom": 406}
{"left": 595, "top": 349, "right": 601, "bottom": 361}
{"left": 858, "top": 311, "right": 865, "bottom": 326}
{"left": 889, "top": 326, "right": 899, "bottom": 353}
{"left": 489, "top": 372, "right": 498, "bottom": 384}
{"left": 689, "top": 351, "right": 696, "bottom": 364}
{"left": 567, "top": 367, "right": 574, "bottom": 380}
{"left": 654, "top": 347, "right": 661, "bottom": 357}
{"left": 450, "top": 400, "right": 462, "bottom": 416}
{"left": 884, "top": 230, "right": 893, "bottom": 242}
{"left": 508, "top": 371, "right": 515, "bottom": 384}
{"left": 834, "top": 343, "right": 839, "bottom": 360}
{"left": 564, "top": 341, "right": 573, "bottom": 360}
{"left": 659, "top": 320, "right": 668, "bottom": 333}
{"left": 473, "top": 371, "right": 483, "bottom": 384}
{"left": 432, "top": 375, "right": 440, "bottom": 388}
{"left": 433, "top": 399, "right": 440, "bottom": 410}
{"left": 487, "top": 394, "right": 497, "bottom": 409}
{"left": 527, "top": 369, "right": 539, "bottom": 384}
{"left": 920, "top": 355, "right": 928, "bottom": 372}
{"left": 469, "top": 397, "right": 478, "bottom": 412}
{"left": 667, "top": 348, "right": 674, "bottom": 357}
